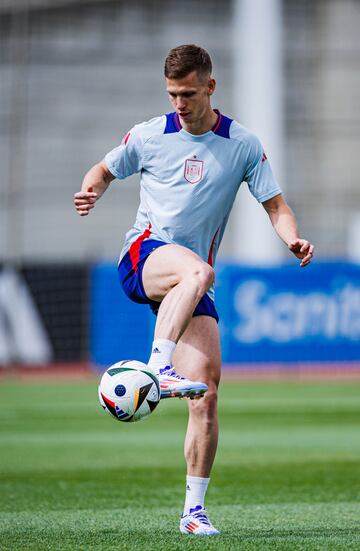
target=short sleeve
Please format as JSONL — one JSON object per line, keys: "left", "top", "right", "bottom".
{"left": 104, "top": 125, "right": 143, "bottom": 180}
{"left": 244, "top": 134, "right": 282, "bottom": 203}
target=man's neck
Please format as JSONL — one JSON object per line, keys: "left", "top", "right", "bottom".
{"left": 180, "top": 108, "right": 218, "bottom": 136}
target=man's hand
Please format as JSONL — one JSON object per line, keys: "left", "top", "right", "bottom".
{"left": 288, "top": 239, "right": 314, "bottom": 267}
{"left": 73, "top": 189, "right": 98, "bottom": 216}
{"left": 74, "top": 161, "right": 114, "bottom": 216}
{"left": 262, "top": 196, "right": 314, "bottom": 268}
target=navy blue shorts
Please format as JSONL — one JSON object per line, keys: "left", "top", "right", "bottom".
{"left": 118, "top": 237, "right": 219, "bottom": 322}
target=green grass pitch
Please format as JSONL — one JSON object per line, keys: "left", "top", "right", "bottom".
{"left": 0, "top": 379, "right": 360, "bottom": 550}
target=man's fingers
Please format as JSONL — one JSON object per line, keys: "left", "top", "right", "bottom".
{"left": 74, "top": 190, "right": 97, "bottom": 197}
{"left": 300, "top": 240, "right": 313, "bottom": 254}
{"left": 74, "top": 197, "right": 97, "bottom": 206}
{"left": 288, "top": 238, "right": 314, "bottom": 267}
{"left": 77, "top": 203, "right": 94, "bottom": 212}
{"left": 74, "top": 189, "right": 97, "bottom": 216}
{"left": 300, "top": 251, "right": 314, "bottom": 267}
{"left": 300, "top": 255, "right": 311, "bottom": 264}
{"left": 75, "top": 204, "right": 95, "bottom": 217}
{"left": 288, "top": 241, "right": 301, "bottom": 253}
{"left": 300, "top": 258, "right": 311, "bottom": 267}
{"left": 74, "top": 191, "right": 98, "bottom": 200}
{"left": 289, "top": 240, "right": 314, "bottom": 255}
{"left": 74, "top": 189, "right": 99, "bottom": 217}
{"left": 300, "top": 243, "right": 314, "bottom": 258}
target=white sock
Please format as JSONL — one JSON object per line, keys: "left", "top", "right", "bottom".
{"left": 183, "top": 475, "right": 210, "bottom": 515}
{"left": 147, "top": 338, "right": 176, "bottom": 375}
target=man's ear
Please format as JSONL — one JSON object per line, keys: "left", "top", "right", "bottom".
{"left": 208, "top": 78, "right": 216, "bottom": 96}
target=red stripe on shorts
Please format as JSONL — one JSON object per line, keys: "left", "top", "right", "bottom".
{"left": 129, "top": 224, "right": 152, "bottom": 272}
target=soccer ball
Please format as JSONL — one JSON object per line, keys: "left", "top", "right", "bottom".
{"left": 98, "top": 360, "right": 160, "bottom": 422}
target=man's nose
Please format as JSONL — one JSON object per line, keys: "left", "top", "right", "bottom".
{"left": 176, "top": 97, "right": 186, "bottom": 110}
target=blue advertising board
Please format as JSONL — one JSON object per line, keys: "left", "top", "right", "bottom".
{"left": 90, "top": 263, "right": 155, "bottom": 367}
{"left": 216, "top": 261, "right": 360, "bottom": 363}
{"left": 90, "top": 261, "right": 360, "bottom": 367}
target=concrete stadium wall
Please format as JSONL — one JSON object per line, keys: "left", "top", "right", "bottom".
{"left": 1, "top": 0, "right": 360, "bottom": 263}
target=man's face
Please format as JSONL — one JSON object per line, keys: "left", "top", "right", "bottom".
{"left": 166, "top": 70, "right": 216, "bottom": 125}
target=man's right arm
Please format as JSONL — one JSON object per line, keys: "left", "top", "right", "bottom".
{"left": 74, "top": 160, "right": 115, "bottom": 216}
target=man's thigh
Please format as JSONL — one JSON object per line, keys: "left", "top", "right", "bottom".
{"left": 173, "top": 315, "right": 221, "bottom": 388}
{"left": 142, "top": 243, "right": 209, "bottom": 302}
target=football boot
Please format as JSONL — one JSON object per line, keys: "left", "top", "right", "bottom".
{"left": 180, "top": 505, "right": 220, "bottom": 536}
{"left": 157, "top": 365, "right": 208, "bottom": 399}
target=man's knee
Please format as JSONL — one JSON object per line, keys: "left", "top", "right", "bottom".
{"left": 186, "top": 262, "right": 215, "bottom": 295}
{"left": 189, "top": 384, "right": 218, "bottom": 422}
{"left": 198, "top": 263, "right": 215, "bottom": 292}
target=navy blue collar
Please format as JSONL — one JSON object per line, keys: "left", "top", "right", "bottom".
{"left": 164, "top": 110, "right": 232, "bottom": 139}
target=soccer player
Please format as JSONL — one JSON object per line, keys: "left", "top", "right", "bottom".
{"left": 74, "top": 44, "right": 314, "bottom": 536}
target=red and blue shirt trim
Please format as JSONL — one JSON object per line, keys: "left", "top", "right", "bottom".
{"left": 164, "top": 110, "right": 232, "bottom": 138}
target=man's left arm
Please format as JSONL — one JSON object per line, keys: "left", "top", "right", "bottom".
{"left": 262, "top": 193, "right": 314, "bottom": 267}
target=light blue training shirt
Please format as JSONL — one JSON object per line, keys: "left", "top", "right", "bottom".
{"left": 105, "top": 111, "right": 282, "bottom": 300}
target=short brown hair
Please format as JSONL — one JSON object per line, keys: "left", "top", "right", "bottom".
{"left": 164, "top": 44, "right": 212, "bottom": 80}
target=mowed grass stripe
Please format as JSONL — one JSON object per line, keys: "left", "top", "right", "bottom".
{"left": 2, "top": 461, "right": 359, "bottom": 514}
{"left": 0, "top": 381, "right": 359, "bottom": 550}
{"left": 0, "top": 425, "right": 358, "bottom": 445}
{"left": 1, "top": 504, "right": 359, "bottom": 551}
